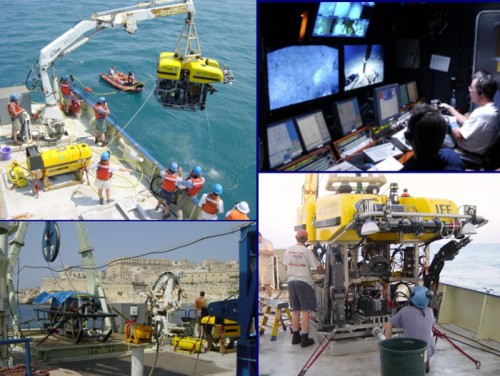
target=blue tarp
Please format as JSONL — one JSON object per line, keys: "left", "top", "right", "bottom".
{"left": 32, "top": 291, "right": 93, "bottom": 306}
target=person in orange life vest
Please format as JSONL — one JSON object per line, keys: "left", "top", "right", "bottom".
{"left": 7, "top": 93, "right": 27, "bottom": 145}
{"left": 225, "top": 201, "right": 250, "bottom": 220}
{"left": 197, "top": 184, "right": 224, "bottom": 220}
{"left": 89, "top": 151, "right": 129, "bottom": 205}
{"left": 127, "top": 72, "right": 136, "bottom": 86}
{"left": 155, "top": 162, "right": 183, "bottom": 219}
{"left": 93, "top": 97, "right": 110, "bottom": 146}
{"left": 60, "top": 77, "right": 73, "bottom": 114}
{"left": 175, "top": 165, "right": 205, "bottom": 220}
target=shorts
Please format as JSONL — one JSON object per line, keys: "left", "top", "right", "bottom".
{"left": 288, "top": 280, "right": 317, "bottom": 311}
{"left": 259, "top": 263, "right": 273, "bottom": 285}
{"left": 94, "top": 178, "right": 112, "bottom": 190}
{"left": 95, "top": 118, "right": 107, "bottom": 134}
{"left": 159, "top": 188, "right": 175, "bottom": 205}
{"left": 11, "top": 118, "right": 21, "bottom": 132}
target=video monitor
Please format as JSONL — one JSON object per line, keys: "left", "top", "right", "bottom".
{"left": 344, "top": 44, "right": 384, "bottom": 91}
{"left": 334, "top": 97, "right": 363, "bottom": 136}
{"left": 267, "top": 45, "right": 339, "bottom": 111}
{"left": 373, "top": 83, "right": 401, "bottom": 125}
{"left": 312, "top": 2, "right": 375, "bottom": 38}
{"left": 295, "top": 110, "right": 332, "bottom": 152}
{"left": 399, "top": 84, "right": 410, "bottom": 108}
{"left": 407, "top": 80, "right": 419, "bottom": 103}
{"left": 266, "top": 119, "right": 304, "bottom": 169}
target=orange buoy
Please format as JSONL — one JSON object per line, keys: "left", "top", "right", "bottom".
{"left": 85, "top": 86, "right": 93, "bottom": 93}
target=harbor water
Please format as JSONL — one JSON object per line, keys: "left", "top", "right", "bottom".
{"left": 0, "top": 0, "right": 256, "bottom": 218}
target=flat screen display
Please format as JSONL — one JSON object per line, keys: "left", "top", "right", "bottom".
{"left": 399, "top": 84, "right": 410, "bottom": 108}
{"left": 267, "top": 119, "right": 304, "bottom": 169}
{"left": 312, "top": 2, "right": 375, "bottom": 38}
{"left": 334, "top": 97, "right": 363, "bottom": 136}
{"left": 373, "top": 83, "right": 400, "bottom": 125}
{"left": 267, "top": 45, "right": 339, "bottom": 111}
{"left": 407, "top": 80, "right": 419, "bottom": 103}
{"left": 295, "top": 110, "right": 332, "bottom": 152}
{"left": 344, "top": 44, "right": 384, "bottom": 91}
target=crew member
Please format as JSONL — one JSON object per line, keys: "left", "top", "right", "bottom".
{"left": 89, "top": 151, "right": 129, "bottom": 205}
{"left": 198, "top": 184, "right": 224, "bottom": 220}
{"left": 384, "top": 286, "right": 436, "bottom": 373}
{"left": 285, "top": 229, "right": 324, "bottom": 348}
{"left": 93, "top": 97, "right": 110, "bottom": 146}
{"left": 225, "top": 201, "right": 250, "bottom": 220}
{"left": 156, "top": 162, "right": 183, "bottom": 219}
{"left": 60, "top": 77, "right": 73, "bottom": 115}
{"left": 440, "top": 70, "right": 500, "bottom": 155}
{"left": 7, "top": 93, "right": 26, "bottom": 145}
{"left": 259, "top": 232, "right": 274, "bottom": 299}
{"left": 194, "top": 291, "right": 208, "bottom": 337}
{"left": 176, "top": 165, "right": 205, "bottom": 220}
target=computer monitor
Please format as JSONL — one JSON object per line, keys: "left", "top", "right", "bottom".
{"left": 344, "top": 44, "right": 384, "bottom": 91}
{"left": 295, "top": 110, "right": 332, "bottom": 152}
{"left": 266, "top": 119, "right": 304, "bottom": 169}
{"left": 266, "top": 45, "right": 339, "bottom": 111}
{"left": 407, "top": 81, "right": 419, "bottom": 103}
{"left": 399, "top": 84, "right": 410, "bottom": 108}
{"left": 373, "top": 83, "right": 401, "bottom": 125}
{"left": 312, "top": 2, "right": 375, "bottom": 38}
{"left": 334, "top": 97, "right": 364, "bottom": 136}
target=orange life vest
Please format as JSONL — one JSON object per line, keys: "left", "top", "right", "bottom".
{"left": 7, "top": 102, "right": 22, "bottom": 119}
{"left": 93, "top": 103, "right": 108, "bottom": 120}
{"left": 162, "top": 172, "right": 178, "bottom": 193}
{"left": 187, "top": 176, "right": 205, "bottom": 197}
{"left": 225, "top": 209, "right": 249, "bottom": 220}
{"left": 201, "top": 193, "right": 220, "bottom": 215}
{"left": 61, "top": 82, "right": 71, "bottom": 96}
{"left": 96, "top": 162, "right": 112, "bottom": 181}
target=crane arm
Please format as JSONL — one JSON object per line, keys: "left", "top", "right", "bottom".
{"left": 38, "top": 0, "right": 194, "bottom": 122}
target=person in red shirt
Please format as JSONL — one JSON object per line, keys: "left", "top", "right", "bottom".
{"left": 7, "top": 93, "right": 27, "bottom": 145}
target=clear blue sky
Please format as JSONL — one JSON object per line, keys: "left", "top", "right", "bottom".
{"left": 12, "top": 221, "right": 254, "bottom": 288}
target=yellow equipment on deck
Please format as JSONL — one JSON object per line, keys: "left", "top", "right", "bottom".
{"left": 172, "top": 335, "right": 206, "bottom": 353}
{"left": 124, "top": 321, "right": 152, "bottom": 344}
{"left": 26, "top": 143, "right": 91, "bottom": 178}
{"left": 7, "top": 161, "right": 28, "bottom": 188}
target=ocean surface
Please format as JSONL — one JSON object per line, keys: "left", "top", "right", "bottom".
{"left": 0, "top": 0, "right": 256, "bottom": 218}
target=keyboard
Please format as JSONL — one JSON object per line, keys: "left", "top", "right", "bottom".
{"left": 279, "top": 148, "right": 335, "bottom": 171}
{"left": 363, "top": 143, "right": 403, "bottom": 163}
{"left": 338, "top": 137, "right": 372, "bottom": 159}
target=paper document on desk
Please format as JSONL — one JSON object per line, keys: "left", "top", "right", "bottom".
{"left": 368, "top": 157, "right": 404, "bottom": 171}
{"left": 363, "top": 143, "right": 403, "bottom": 163}
{"left": 327, "top": 161, "right": 361, "bottom": 171}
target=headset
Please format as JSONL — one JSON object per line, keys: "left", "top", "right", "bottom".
{"left": 475, "top": 74, "right": 489, "bottom": 96}
{"left": 410, "top": 286, "right": 434, "bottom": 299}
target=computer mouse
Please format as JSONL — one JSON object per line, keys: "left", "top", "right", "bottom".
{"left": 362, "top": 163, "right": 375, "bottom": 170}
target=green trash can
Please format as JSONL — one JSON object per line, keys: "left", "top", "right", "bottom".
{"left": 379, "top": 338, "right": 427, "bottom": 376}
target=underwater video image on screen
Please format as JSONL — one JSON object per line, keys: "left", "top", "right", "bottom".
{"left": 267, "top": 45, "right": 339, "bottom": 111}
{"left": 312, "top": 2, "right": 375, "bottom": 38}
{"left": 344, "top": 44, "right": 384, "bottom": 91}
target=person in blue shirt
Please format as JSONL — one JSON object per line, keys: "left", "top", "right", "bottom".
{"left": 402, "top": 104, "right": 464, "bottom": 171}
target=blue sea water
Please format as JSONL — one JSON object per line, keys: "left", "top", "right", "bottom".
{"left": 0, "top": 0, "right": 256, "bottom": 218}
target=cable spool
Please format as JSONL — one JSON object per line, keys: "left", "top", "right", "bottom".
{"left": 125, "top": 321, "right": 152, "bottom": 344}
{"left": 42, "top": 221, "right": 60, "bottom": 262}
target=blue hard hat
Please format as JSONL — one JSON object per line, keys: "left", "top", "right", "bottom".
{"left": 193, "top": 166, "right": 202, "bottom": 175}
{"left": 97, "top": 96, "right": 106, "bottom": 103}
{"left": 213, "top": 184, "right": 223, "bottom": 195}
{"left": 411, "top": 286, "right": 432, "bottom": 309}
{"left": 169, "top": 162, "right": 179, "bottom": 172}
{"left": 101, "top": 151, "right": 110, "bottom": 161}
{"left": 10, "top": 93, "right": 19, "bottom": 101}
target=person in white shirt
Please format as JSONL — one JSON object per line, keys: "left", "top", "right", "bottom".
{"left": 259, "top": 233, "right": 275, "bottom": 298}
{"left": 440, "top": 70, "right": 499, "bottom": 155}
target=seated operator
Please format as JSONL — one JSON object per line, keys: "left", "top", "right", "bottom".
{"left": 402, "top": 104, "right": 464, "bottom": 171}
{"left": 439, "top": 70, "right": 500, "bottom": 155}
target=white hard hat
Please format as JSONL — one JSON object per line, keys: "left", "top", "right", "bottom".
{"left": 236, "top": 201, "right": 250, "bottom": 214}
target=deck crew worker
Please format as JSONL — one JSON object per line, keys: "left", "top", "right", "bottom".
{"left": 285, "top": 229, "right": 324, "bottom": 348}
{"left": 197, "top": 184, "right": 224, "bottom": 220}
{"left": 93, "top": 97, "right": 110, "bottom": 146}
{"left": 194, "top": 291, "right": 208, "bottom": 337}
{"left": 156, "top": 162, "right": 183, "bottom": 219}
{"left": 440, "top": 70, "right": 500, "bottom": 155}
{"left": 384, "top": 286, "right": 436, "bottom": 373}
{"left": 258, "top": 232, "right": 275, "bottom": 299}
{"left": 89, "top": 151, "right": 129, "bottom": 205}
{"left": 7, "top": 93, "right": 27, "bottom": 145}
{"left": 60, "top": 77, "right": 73, "bottom": 115}
{"left": 176, "top": 165, "right": 205, "bottom": 220}
{"left": 225, "top": 201, "right": 250, "bottom": 220}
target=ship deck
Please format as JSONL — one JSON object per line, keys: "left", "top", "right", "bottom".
{"left": 0, "top": 101, "right": 198, "bottom": 220}
{"left": 258, "top": 298, "right": 500, "bottom": 376}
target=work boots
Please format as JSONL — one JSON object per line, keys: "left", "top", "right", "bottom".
{"left": 291, "top": 331, "right": 301, "bottom": 345}
{"left": 301, "top": 333, "right": 315, "bottom": 348}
